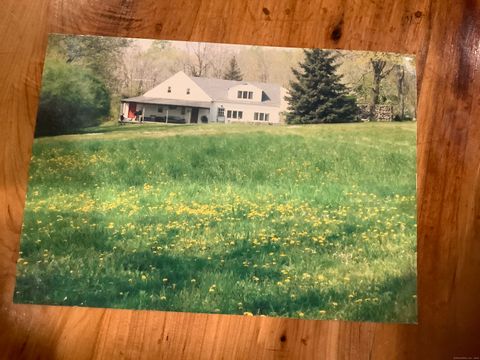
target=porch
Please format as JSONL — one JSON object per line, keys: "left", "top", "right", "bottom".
{"left": 121, "top": 96, "right": 212, "bottom": 124}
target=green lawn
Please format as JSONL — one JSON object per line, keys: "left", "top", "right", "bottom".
{"left": 15, "top": 122, "right": 417, "bottom": 322}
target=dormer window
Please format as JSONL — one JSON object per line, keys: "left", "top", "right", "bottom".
{"left": 230, "top": 85, "right": 258, "bottom": 101}
{"left": 167, "top": 86, "right": 171, "bottom": 93}
{"left": 186, "top": 88, "right": 190, "bottom": 95}
{"left": 237, "top": 90, "right": 254, "bottom": 99}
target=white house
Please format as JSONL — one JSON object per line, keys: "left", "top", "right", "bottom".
{"left": 121, "top": 71, "right": 289, "bottom": 124}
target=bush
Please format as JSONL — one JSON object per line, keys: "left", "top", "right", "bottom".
{"left": 35, "top": 60, "right": 110, "bottom": 136}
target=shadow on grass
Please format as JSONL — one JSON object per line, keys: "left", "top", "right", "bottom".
{"left": 34, "top": 122, "right": 173, "bottom": 138}
{"left": 240, "top": 270, "right": 416, "bottom": 322}
{"left": 18, "top": 205, "right": 416, "bottom": 321}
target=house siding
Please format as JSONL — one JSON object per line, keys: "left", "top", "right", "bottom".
{"left": 143, "top": 72, "right": 212, "bottom": 102}
{"left": 212, "top": 102, "right": 282, "bottom": 123}
{"left": 227, "top": 84, "right": 263, "bottom": 102}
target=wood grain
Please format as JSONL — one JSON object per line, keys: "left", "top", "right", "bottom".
{"left": 1, "top": 0, "right": 479, "bottom": 358}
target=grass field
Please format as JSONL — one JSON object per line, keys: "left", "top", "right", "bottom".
{"left": 15, "top": 122, "right": 417, "bottom": 322}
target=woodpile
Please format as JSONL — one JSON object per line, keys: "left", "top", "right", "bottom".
{"left": 358, "top": 104, "right": 394, "bottom": 121}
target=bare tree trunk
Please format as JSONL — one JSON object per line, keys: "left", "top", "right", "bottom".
{"left": 369, "top": 58, "right": 395, "bottom": 120}
{"left": 370, "top": 71, "right": 381, "bottom": 120}
{"left": 396, "top": 65, "right": 406, "bottom": 120}
{"left": 186, "top": 43, "right": 211, "bottom": 77}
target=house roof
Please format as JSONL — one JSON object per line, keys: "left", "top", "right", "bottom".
{"left": 122, "top": 72, "right": 285, "bottom": 108}
{"left": 121, "top": 96, "right": 212, "bottom": 108}
{"left": 189, "top": 76, "right": 283, "bottom": 107}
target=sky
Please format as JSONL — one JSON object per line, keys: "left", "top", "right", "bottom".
{"left": 131, "top": 37, "right": 415, "bottom": 70}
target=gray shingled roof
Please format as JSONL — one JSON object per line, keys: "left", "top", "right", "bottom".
{"left": 189, "top": 76, "right": 283, "bottom": 107}
{"left": 123, "top": 74, "right": 284, "bottom": 107}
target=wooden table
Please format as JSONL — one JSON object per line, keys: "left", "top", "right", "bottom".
{"left": 0, "top": 1, "right": 479, "bottom": 358}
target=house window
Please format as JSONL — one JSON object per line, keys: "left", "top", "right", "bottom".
{"left": 253, "top": 113, "right": 270, "bottom": 121}
{"left": 181, "top": 107, "right": 186, "bottom": 115}
{"left": 218, "top": 108, "right": 225, "bottom": 117}
{"left": 226, "top": 110, "right": 244, "bottom": 119}
{"left": 158, "top": 106, "right": 163, "bottom": 113}
{"left": 237, "top": 91, "right": 242, "bottom": 99}
{"left": 167, "top": 86, "right": 171, "bottom": 93}
{"left": 248, "top": 91, "right": 253, "bottom": 99}
{"left": 242, "top": 91, "right": 248, "bottom": 99}
{"left": 253, "top": 112, "right": 269, "bottom": 121}
{"left": 186, "top": 88, "right": 190, "bottom": 95}
{"left": 169, "top": 105, "right": 177, "bottom": 109}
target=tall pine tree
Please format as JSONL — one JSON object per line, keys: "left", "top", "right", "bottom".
{"left": 286, "top": 49, "right": 358, "bottom": 124}
{"left": 223, "top": 56, "right": 243, "bottom": 81}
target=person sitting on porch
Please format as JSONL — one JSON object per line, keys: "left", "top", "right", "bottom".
{"left": 135, "top": 110, "right": 143, "bottom": 123}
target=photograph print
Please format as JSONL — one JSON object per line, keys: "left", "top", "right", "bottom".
{"left": 15, "top": 34, "right": 417, "bottom": 323}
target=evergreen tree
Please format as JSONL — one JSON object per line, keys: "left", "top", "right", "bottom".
{"left": 223, "top": 56, "right": 243, "bottom": 81}
{"left": 286, "top": 49, "right": 359, "bottom": 124}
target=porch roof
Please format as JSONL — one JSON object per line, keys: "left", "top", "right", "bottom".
{"left": 122, "top": 96, "right": 212, "bottom": 109}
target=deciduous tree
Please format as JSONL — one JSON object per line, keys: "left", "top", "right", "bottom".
{"left": 36, "top": 60, "right": 110, "bottom": 136}
{"left": 369, "top": 57, "right": 395, "bottom": 119}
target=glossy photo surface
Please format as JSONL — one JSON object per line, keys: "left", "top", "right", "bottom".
{"left": 14, "top": 34, "right": 417, "bottom": 323}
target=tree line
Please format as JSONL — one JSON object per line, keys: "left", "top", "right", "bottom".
{"left": 286, "top": 49, "right": 416, "bottom": 124}
{"left": 36, "top": 35, "right": 416, "bottom": 136}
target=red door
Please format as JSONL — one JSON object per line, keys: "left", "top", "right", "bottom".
{"left": 128, "top": 103, "right": 137, "bottom": 118}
